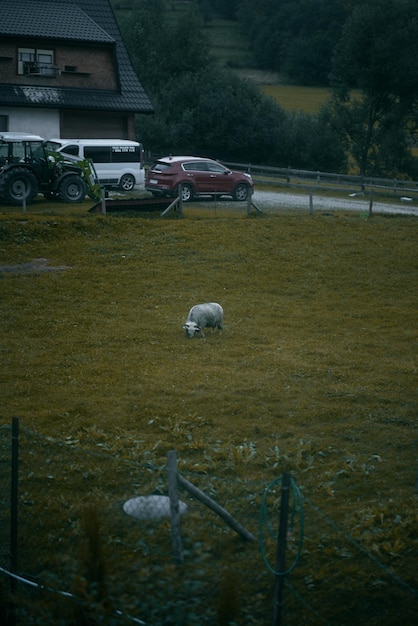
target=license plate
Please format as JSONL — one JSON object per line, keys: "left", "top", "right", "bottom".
{"left": 149, "top": 179, "right": 158, "bottom": 184}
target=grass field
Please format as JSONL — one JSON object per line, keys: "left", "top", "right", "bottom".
{"left": 1, "top": 197, "right": 417, "bottom": 624}
{"left": 202, "top": 16, "right": 257, "bottom": 70}
{"left": 167, "top": 3, "right": 332, "bottom": 112}
{"left": 260, "top": 84, "right": 331, "bottom": 113}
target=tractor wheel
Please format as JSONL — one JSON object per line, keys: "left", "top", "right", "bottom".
{"left": 59, "top": 176, "right": 86, "bottom": 203}
{"left": 0, "top": 167, "right": 38, "bottom": 205}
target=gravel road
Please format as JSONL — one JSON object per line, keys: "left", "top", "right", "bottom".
{"left": 252, "top": 189, "right": 418, "bottom": 216}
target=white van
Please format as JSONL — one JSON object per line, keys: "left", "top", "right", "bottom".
{"left": 46, "top": 138, "right": 144, "bottom": 191}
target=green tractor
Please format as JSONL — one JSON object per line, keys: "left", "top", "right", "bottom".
{"left": 0, "top": 132, "right": 101, "bottom": 205}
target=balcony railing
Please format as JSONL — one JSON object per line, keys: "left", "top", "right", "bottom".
{"left": 19, "top": 61, "right": 59, "bottom": 76}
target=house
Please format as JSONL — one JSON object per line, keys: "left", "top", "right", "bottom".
{"left": 0, "top": 0, "right": 154, "bottom": 139}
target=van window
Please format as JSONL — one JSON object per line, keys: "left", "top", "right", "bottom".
{"left": 84, "top": 147, "right": 111, "bottom": 163}
{"left": 60, "top": 144, "right": 79, "bottom": 157}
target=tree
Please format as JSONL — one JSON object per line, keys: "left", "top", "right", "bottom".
{"left": 277, "top": 108, "right": 347, "bottom": 172}
{"left": 329, "top": 0, "right": 418, "bottom": 177}
{"left": 238, "top": 0, "right": 353, "bottom": 85}
{"left": 209, "top": 0, "right": 240, "bottom": 20}
{"left": 138, "top": 67, "right": 288, "bottom": 164}
{"left": 122, "top": 0, "right": 210, "bottom": 93}
{"left": 123, "top": 0, "right": 347, "bottom": 171}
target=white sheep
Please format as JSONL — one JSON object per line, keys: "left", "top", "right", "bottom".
{"left": 183, "top": 302, "right": 224, "bottom": 338}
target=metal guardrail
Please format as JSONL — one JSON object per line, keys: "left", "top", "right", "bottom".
{"left": 223, "top": 161, "right": 418, "bottom": 198}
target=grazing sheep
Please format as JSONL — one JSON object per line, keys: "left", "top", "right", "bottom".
{"left": 183, "top": 302, "right": 223, "bottom": 338}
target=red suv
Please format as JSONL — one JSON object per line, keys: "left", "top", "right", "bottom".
{"left": 145, "top": 156, "right": 254, "bottom": 202}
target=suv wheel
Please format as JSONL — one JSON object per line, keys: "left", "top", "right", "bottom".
{"left": 59, "top": 176, "right": 86, "bottom": 203}
{"left": 233, "top": 183, "right": 250, "bottom": 201}
{"left": 178, "top": 183, "right": 194, "bottom": 202}
{"left": 0, "top": 168, "right": 38, "bottom": 204}
{"left": 119, "top": 174, "right": 135, "bottom": 192}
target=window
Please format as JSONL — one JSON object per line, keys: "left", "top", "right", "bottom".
{"left": 18, "top": 48, "right": 56, "bottom": 76}
{"left": 151, "top": 162, "right": 172, "bottom": 172}
{"left": 84, "top": 147, "right": 111, "bottom": 163}
{"left": 183, "top": 162, "right": 208, "bottom": 172}
{"left": 28, "top": 142, "right": 46, "bottom": 161}
{"left": 206, "top": 162, "right": 227, "bottom": 173}
{"left": 59, "top": 144, "right": 80, "bottom": 157}
{"left": 11, "top": 142, "right": 24, "bottom": 161}
{"left": 0, "top": 115, "right": 8, "bottom": 132}
{"left": 0, "top": 143, "right": 9, "bottom": 165}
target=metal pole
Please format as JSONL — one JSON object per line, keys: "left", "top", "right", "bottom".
{"left": 247, "top": 188, "right": 252, "bottom": 216}
{"left": 101, "top": 186, "right": 106, "bottom": 215}
{"left": 368, "top": 188, "right": 374, "bottom": 216}
{"left": 309, "top": 189, "right": 314, "bottom": 215}
{"left": 178, "top": 184, "right": 183, "bottom": 216}
{"left": 272, "top": 472, "right": 291, "bottom": 626}
{"left": 11, "top": 418, "right": 19, "bottom": 586}
{"left": 167, "top": 451, "right": 183, "bottom": 565}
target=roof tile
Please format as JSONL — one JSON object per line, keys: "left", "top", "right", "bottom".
{"left": 0, "top": 0, "right": 115, "bottom": 43}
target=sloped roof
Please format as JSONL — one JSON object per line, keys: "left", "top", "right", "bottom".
{"left": 0, "top": 0, "right": 115, "bottom": 43}
{"left": 0, "top": 0, "right": 154, "bottom": 114}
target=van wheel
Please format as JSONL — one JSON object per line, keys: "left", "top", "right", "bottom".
{"left": 59, "top": 175, "right": 86, "bottom": 203}
{"left": 0, "top": 168, "right": 38, "bottom": 204}
{"left": 119, "top": 174, "right": 135, "bottom": 191}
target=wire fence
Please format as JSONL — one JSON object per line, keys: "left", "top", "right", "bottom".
{"left": 1, "top": 421, "right": 417, "bottom": 625}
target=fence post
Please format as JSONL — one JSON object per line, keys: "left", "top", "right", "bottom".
{"left": 272, "top": 472, "right": 291, "bottom": 626}
{"left": 369, "top": 188, "right": 374, "bottom": 216}
{"left": 101, "top": 187, "right": 106, "bottom": 215}
{"left": 247, "top": 187, "right": 252, "bottom": 216}
{"left": 178, "top": 184, "right": 183, "bottom": 216}
{"left": 309, "top": 189, "right": 314, "bottom": 215}
{"left": 10, "top": 418, "right": 19, "bottom": 586}
{"left": 167, "top": 450, "right": 184, "bottom": 565}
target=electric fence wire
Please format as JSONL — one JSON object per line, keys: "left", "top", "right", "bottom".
{"left": 304, "top": 496, "right": 418, "bottom": 599}
{"left": 259, "top": 476, "right": 335, "bottom": 624}
{"left": 259, "top": 475, "right": 304, "bottom": 576}
{"left": 284, "top": 579, "right": 332, "bottom": 626}
{"left": 0, "top": 566, "right": 146, "bottom": 625}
